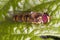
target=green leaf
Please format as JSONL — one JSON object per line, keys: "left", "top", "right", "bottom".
{"left": 0, "top": 0, "right": 60, "bottom": 40}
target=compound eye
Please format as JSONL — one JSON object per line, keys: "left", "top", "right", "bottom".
{"left": 42, "top": 13, "right": 50, "bottom": 24}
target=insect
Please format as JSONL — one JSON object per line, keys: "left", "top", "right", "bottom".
{"left": 13, "top": 11, "right": 50, "bottom": 24}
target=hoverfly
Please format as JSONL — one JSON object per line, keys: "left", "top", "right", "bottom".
{"left": 13, "top": 11, "right": 50, "bottom": 24}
